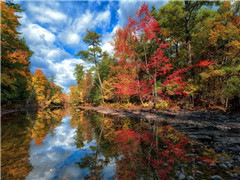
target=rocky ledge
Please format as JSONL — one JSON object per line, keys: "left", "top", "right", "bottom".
{"left": 78, "top": 106, "right": 240, "bottom": 156}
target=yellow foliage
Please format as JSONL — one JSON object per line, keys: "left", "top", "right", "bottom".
{"left": 102, "top": 78, "right": 115, "bottom": 101}
{"left": 156, "top": 100, "right": 169, "bottom": 109}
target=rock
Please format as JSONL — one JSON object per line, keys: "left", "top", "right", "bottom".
{"left": 219, "top": 164, "right": 228, "bottom": 169}
{"left": 175, "top": 170, "right": 181, "bottom": 177}
{"left": 210, "top": 163, "right": 217, "bottom": 168}
{"left": 229, "top": 173, "right": 238, "bottom": 178}
{"left": 201, "top": 162, "right": 208, "bottom": 167}
{"left": 226, "top": 163, "right": 234, "bottom": 170}
{"left": 233, "top": 156, "right": 239, "bottom": 160}
{"left": 211, "top": 175, "right": 222, "bottom": 180}
{"left": 214, "top": 146, "right": 222, "bottom": 153}
{"left": 187, "top": 176, "right": 195, "bottom": 180}
{"left": 178, "top": 164, "right": 187, "bottom": 168}
{"left": 180, "top": 167, "right": 185, "bottom": 174}
{"left": 218, "top": 155, "right": 227, "bottom": 163}
{"left": 197, "top": 161, "right": 204, "bottom": 166}
{"left": 198, "top": 135, "right": 212, "bottom": 141}
{"left": 179, "top": 174, "right": 186, "bottom": 180}
{"left": 196, "top": 171, "right": 203, "bottom": 176}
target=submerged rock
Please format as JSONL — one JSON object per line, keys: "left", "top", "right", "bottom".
{"left": 229, "top": 173, "right": 238, "bottom": 179}
{"left": 179, "top": 174, "right": 186, "bottom": 180}
{"left": 187, "top": 176, "right": 195, "bottom": 180}
{"left": 196, "top": 171, "right": 203, "bottom": 176}
{"left": 214, "top": 146, "right": 222, "bottom": 153}
{"left": 211, "top": 175, "right": 222, "bottom": 180}
{"left": 219, "top": 164, "right": 228, "bottom": 169}
{"left": 210, "top": 163, "right": 217, "bottom": 168}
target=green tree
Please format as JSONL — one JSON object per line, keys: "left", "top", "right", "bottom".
{"left": 195, "top": 1, "right": 240, "bottom": 109}
{"left": 75, "top": 30, "right": 105, "bottom": 103}
{"left": 74, "top": 64, "right": 85, "bottom": 88}
{"left": 98, "top": 53, "right": 115, "bottom": 82}
{"left": 152, "top": 0, "right": 216, "bottom": 65}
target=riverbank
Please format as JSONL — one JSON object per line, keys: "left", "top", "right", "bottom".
{"left": 1, "top": 106, "right": 37, "bottom": 116}
{"left": 1, "top": 105, "right": 64, "bottom": 116}
{"left": 78, "top": 105, "right": 240, "bottom": 157}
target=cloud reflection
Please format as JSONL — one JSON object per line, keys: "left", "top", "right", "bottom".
{"left": 27, "top": 115, "right": 115, "bottom": 180}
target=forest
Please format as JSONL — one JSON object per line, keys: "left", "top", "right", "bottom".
{"left": 1, "top": 1, "right": 240, "bottom": 111}
{"left": 1, "top": 1, "right": 67, "bottom": 109}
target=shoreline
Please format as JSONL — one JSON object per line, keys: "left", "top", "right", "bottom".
{"left": 1, "top": 105, "right": 64, "bottom": 116}
{"left": 78, "top": 105, "right": 240, "bottom": 156}
{"left": 2, "top": 105, "right": 239, "bottom": 156}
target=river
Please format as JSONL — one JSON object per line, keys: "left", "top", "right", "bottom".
{"left": 1, "top": 108, "right": 238, "bottom": 179}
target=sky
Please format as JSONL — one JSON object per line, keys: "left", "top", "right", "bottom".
{"left": 15, "top": 0, "right": 167, "bottom": 92}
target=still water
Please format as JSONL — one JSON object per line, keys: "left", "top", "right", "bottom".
{"left": 1, "top": 108, "right": 233, "bottom": 179}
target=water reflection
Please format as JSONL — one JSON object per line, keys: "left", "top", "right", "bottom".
{"left": 1, "top": 112, "right": 33, "bottom": 180}
{"left": 1, "top": 108, "right": 235, "bottom": 180}
{"left": 31, "top": 109, "right": 65, "bottom": 146}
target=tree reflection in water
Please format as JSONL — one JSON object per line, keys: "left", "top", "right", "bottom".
{"left": 70, "top": 109, "right": 232, "bottom": 180}
{"left": 1, "top": 112, "right": 33, "bottom": 180}
{"left": 1, "top": 108, "right": 66, "bottom": 180}
{"left": 31, "top": 109, "right": 66, "bottom": 146}
{"left": 1, "top": 109, "right": 235, "bottom": 180}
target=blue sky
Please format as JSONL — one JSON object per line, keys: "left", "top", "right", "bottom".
{"left": 15, "top": 0, "right": 167, "bottom": 92}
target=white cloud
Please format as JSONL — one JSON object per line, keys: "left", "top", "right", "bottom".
{"left": 21, "top": 24, "right": 56, "bottom": 45}
{"left": 73, "top": 10, "right": 93, "bottom": 32}
{"left": 118, "top": 0, "right": 167, "bottom": 27}
{"left": 101, "top": 24, "right": 121, "bottom": 55}
{"left": 47, "top": 58, "right": 89, "bottom": 92}
{"left": 46, "top": 49, "right": 70, "bottom": 61}
{"left": 27, "top": 115, "right": 116, "bottom": 180}
{"left": 27, "top": 2, "right": 67, "bottom": 24}
{"left": 27, "top": 116, "right": 79, "bottom": 180}
{"left": 59, "top": 32, "right": 81, "bottom": 46}
{"left": 59, "top": 8, "right": 111, "bottom": 46}
{"left": 95, "top": 9, "right": 111, "bottom": 27}
{"left": 58, "top": 10, "right": 93, "bottom": 46}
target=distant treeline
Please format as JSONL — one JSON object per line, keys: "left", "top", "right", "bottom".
{"left": 1, "top": 2, "right": 66, "bottom": 108}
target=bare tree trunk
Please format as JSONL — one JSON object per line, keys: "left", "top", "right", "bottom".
{"left": 153, "top": 67, "right": 157, "bottom": 108}
{"left": 185, "top": 17, "right": 192, "bottom": 65}
{"left": 137, "top": 75, "right": 144, "bottom": 104}
{"left": 96, "top": 67, "right": 104, "bottom": 103}
{"left": 175, "top": 42, "right": 179, "bottom": 57}
{"left": 184, "top": 1, "right": 192, "bottom": 65}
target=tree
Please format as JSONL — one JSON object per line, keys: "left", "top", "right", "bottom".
{"left": 32, "top": 69, "right": 65, "bottom": 107}
{"left": 1, "top": 1, "right": 33, "bottom": 106}
{"left": 75, "top": 30, "right": 105, "bottom": 103}
{"left": 194, "top": 1, "right": 240, "bottom": 109}
{"left": 74, "top": 64, "right": 85, "bottom": 87}
{"left": 112, "top": 3, "right": 176, "bottom": 106}
{"left": 69, "top": 85, "right": 83, "bottom": 105}
{"left": 152, "top": 0, "right": 216, "bottom": 65}
{"left": 151, "top": 1, "right": 240, "bottom": 108}
{"left": 32, "top": 69, "right": 48, "bottom": 106}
